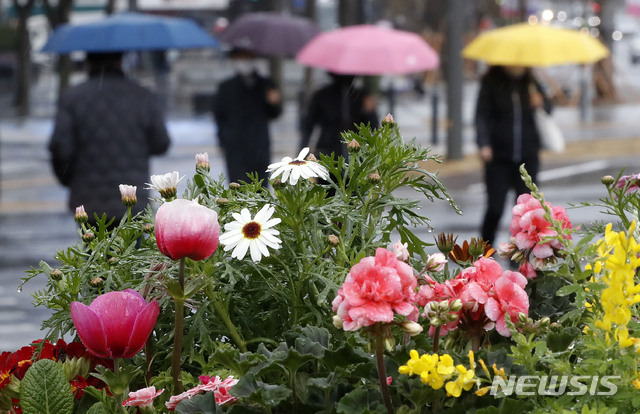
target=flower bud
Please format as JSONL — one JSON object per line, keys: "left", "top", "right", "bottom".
{"left": 62, "top": 357, "right": 91, "bottom": 381}
{"left": 430, "top": 317, "right": 441, "bottom": 327}
{"left": 449, "top": 299, "right": 463, "bottom": 312}
{"left": 82, "top": 232, "right": 95, "bottom": 243}
{"left": 119, "top": 184, "right": 137, "bottom": 207}
{"left": 468, "top": 237, "right": 486, "bottom": 259}
{"left": 436, "top": 233, "right": 457, "bottom": 255}
{"left": 381, "top": 113, "right": 396, "bottom": 127}
{"left": 271, "top": 179, "right": 286, "bottom": 189}
{"left": 391, "top": 240, "right": 410, "bottom": 262}
{"left": 74, "top": 205, "right": 88, "bottom": 224}
{"left": 425, "top": 252, "right": 447, "bottom": 272}
{"left": 332, "top": 315, "right": 343, "bottom": 329}
{"left": 195, "top": 152, "right": 210, "bottom": 172}
{"left": 601, "top": 175, "right": 615, "bottom": 186}
{"left": 400, "top": 321, "right": 423, "bottom": 336}
{"left": 328, "top": 234, "right": 340, "bottom": 246}
{"left": 347, "top": 139, "right": 361, "bottom": 153}
{"left": 446, "top": 312, "right": 459, "bottom": 322}
{"left": 143, "top": 223, "right": 154, "bottom": 234}
{"left": 50, "top": 269, "right": 63, "bottom": 281}
{"left": 229, "top": 182, "right": 241, "bottom": 190}
{"left": 384, "top": 336, "right": 395, "bottom": 352}
{"left": 438, "top": 300, "right": 450, "bottom": 311}
{"left": 148, "top": 171, "right": 181, "bottom": 200}
{"left": 429, "top": 301, "right": 439, "bottom": 312}
{"left": 366, "top": 172, "right": 381, "bottom": 184}
{"left": 90, "top": 277, "right": 103, "bottom": 286}
{"left": 510, "top": 249, "right": 525, "bottom": 263}
{"left": 518, "top": 312, "right": 528, "bottom": 324}
{"left": 305, "top": 153, "right": 318, "bottom": 162}
{"left": 538, "top": 317, "right": 551, "bottom": 328}
{"left": 216, "top": 198, "right": 229, "bottom": 206}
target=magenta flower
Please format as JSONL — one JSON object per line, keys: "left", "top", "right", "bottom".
{"left": 484, "top": 277, "right": 529, "bottom": 337}
{"left": 616, "top": 174, "right": 640, "bottom": 193}
{"left": 332, "top": 248, "right": 417, "bottom": 331}
{"left": 123, "top": 386, "right": 164, "bottom": 408}
{"left": 70, "top": 289, "right": 159, "bottom": 359}
{"left": 165, "top": 375, "right": 238, "bottom": 411}
{"left": 155, "top": 199, "right": 220, "bottom": 261}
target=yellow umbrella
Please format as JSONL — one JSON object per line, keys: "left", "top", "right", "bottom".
{"left": 462, "top": 23, "right": 609, "bottom": 67}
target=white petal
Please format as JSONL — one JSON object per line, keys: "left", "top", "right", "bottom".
{"left": 232, "top": 238, "right": 250, "bottom": 260}
{"left": 219, "top": 231, "right": 244, "bottom": 246}
{"left": 255, "top": 238, "right": 270, "bottom": 257}
{"left": 289, "top": 167, "right": 301, "bottom": 185}
{"left": 254, "top": 204, "right": 274, "bottom": 223}
{"left": 262, "top": 218, "right": 281, "bottom": 228}
{"left": 249, "top": 241, "right": 263, "bottom": 262}
{"left": 269, "top": 166, "right": 286, "bottom": 179}
{"left": 297, "top": 147, "right": 309, "bottom": 160}
{"left": 224, "top": 222, "right": 243, "bottom": 231}
{"left": 239, "top": 208, "right": 253, "bottom": 222}
{"left": 280, "top": 168, "right": 291, "bottom": 184}
{"left": 231, "top": 212, "right": 244, "bottom": 222}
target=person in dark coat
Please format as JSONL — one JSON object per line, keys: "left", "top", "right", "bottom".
{"left": 213, "top": 49, "right": 282, "bottom": 183}
{"left": 300, "top": 73, "right": 378, "bottom": 159}
{"left": 49, "top": 52, "right": 171, "bottom": 226}
{"left": 475, "top": 65, "right": 552, "bottom": 245}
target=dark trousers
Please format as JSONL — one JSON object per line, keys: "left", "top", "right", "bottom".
{"left": 481, "top": 158, "right": 539, "bottom": 245}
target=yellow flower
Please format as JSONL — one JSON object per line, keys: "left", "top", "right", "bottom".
{"left": 399, "top": 351, "right": 459, "bottom": 391}
{"left": 633, "top": 379, "right": 640, "bottom": 390}
{"left": 478, "top": 358, "right": 491, "bottom": 379}
{"left": 445, "top": 364, "right": 475, "bottom": 398}
{"left": 492, "top": 363, "right": 507, "bottom": 379}
{"left": 475, "top": 386, "right": 491, "bottom": 396}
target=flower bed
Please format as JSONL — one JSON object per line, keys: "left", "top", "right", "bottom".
{"left": 1, "top": 117, "right": 639, "bottom": 413}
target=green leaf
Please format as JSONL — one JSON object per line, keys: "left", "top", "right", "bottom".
{"left": 175, "top": 392, "right": 224, "bottom": 413}
{"left": 20, "top": 359, "right": 74, "bottom": 414}
{"left": 86, "top": 402, "right": 108, "bottom": 414}
{"left": 231, "top": 373, "right": 292, "bottom": 408}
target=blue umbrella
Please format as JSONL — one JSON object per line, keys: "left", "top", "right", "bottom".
{"left": 41, "top": 12, "right": 219, "bottom": 53}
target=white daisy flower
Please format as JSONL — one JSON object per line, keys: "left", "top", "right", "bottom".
{"left": 219, "top": 204, "right": 282, "bottom": 262}
{"left": 266, "top": 147, "right": 329, "bottom": 185}
{"left": 146, "top": 171, "right": 183, "bottom": 199}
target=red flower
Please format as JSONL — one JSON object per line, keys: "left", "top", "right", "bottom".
{"left": 70, "top": 289, "right": 159, "bottom": 359}
{"left": 0, "top": 351, "right": 17, "bottom": 390}
{"left": 155, "top": 198, "right": 220, "bottom": 261}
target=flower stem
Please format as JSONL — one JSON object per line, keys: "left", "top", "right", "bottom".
{"left": 207, "top": 286, "right": 247, "bottom": 352}
{"left": 171, "top": 258, "right": 186, "bottom": 394}
{"left": 113, "top": 358, "right": 127, "bottom": 414}
{"left": 432, "top": 326, "right": 441, "bottom": 353}
{"left": 375, "top": 334, "right": 394, "bottom": 414}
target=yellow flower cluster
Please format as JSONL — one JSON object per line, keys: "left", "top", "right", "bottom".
{"left": 590, "top": 222, "right": 640, "bottom": 348}
{"left": 398, "top": 350, "right": 477, "bottom": 397}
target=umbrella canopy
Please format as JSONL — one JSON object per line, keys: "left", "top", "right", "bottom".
{"left": 462, "top": 23, "right": 609, "bottom": 67}
{"left": 296, "top": 24, "right": 439, "bottom": 75}
{"left": 218, "top": 12, "right": 320, "bottom": 57}
{"left": 41, "top": 12, "right": 219, "bottom": 53}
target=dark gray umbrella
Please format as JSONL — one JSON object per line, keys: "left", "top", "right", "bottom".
{"left": 219, "top": 12, "right": 320, "bottom": 58}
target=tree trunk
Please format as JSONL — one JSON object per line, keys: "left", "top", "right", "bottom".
{"left": 12, "top": 0, "right": 36, "bottom": 117}
{"left": 42, "top": 0, "right": 75, "bottom": 96}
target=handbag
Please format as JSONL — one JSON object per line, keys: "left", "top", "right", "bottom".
{"left": 534, "top": 108, "right": 565, "bottom": 153}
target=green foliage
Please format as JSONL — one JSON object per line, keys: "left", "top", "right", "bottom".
{"left": 19, "top": 359, "right": 74, "bottom": 414}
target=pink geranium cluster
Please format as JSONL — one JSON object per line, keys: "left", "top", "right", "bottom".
{"left": 499, "top": 194, "right": 573, "bottom": 279}
{"left": 417, "top": 257, "right": 529, "bottom": 337}
{"left": 332, "top": 248, "right": 417, "bottom": 331}
{"left": 165, "top": 375, "right": 239, "bottom": 410}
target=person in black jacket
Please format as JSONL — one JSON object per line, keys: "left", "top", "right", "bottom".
{"left": 49, "top": 52, "right": 171, "bottom": 227}
{"left": 213, "top": 48, "right": 282, "bottom": 183}
{"left": 475, "top": 65, "right": 552, "bottom": 245}
{"left": 300, "top": 72, "right": 378, "bottom": 160}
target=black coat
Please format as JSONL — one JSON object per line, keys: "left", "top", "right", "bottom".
{"left": 49, "top": 69, "right": 171, "bottom": 221}
{"left": 300, "top": 80, "right": 378, "bottom": 159}
{"left": 475, "top": 66, "right": 551, "bottom": 164}
{"left": 212, "top": 73, "right": 282, "bottom": 182}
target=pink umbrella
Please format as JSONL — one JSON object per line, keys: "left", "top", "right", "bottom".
{"left": 296, "top": 24, "right": 439, "bottom": 75}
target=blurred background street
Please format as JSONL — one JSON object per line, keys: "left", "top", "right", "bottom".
{"left": 1, "top": 0, "right": 640, "bottom": 350}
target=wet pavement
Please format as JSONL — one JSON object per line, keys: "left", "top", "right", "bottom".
{"left": 1, "top": 61, "right": 639, "bottom": 351}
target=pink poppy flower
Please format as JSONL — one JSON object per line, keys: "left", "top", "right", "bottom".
{"left": 485, "top": 277, "right": 529, "bottom": 337}
{"left": 123, "top": 386, "right": 164, "bottom": 407}
{"left": 332, "top": 248, "right": 417, "bottom": 331}
{"left": 155, "top": 199, "right": 220, "bottom": 261}
{"left": 70, "top": 289, "right": 159, "bottom": 359}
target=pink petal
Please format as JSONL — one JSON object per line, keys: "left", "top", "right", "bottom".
{"left": 124, "top": 300, "right": 160, "bottom": 358}
{"left": 70, "top": 302, "right": 109, "bottom": 358}
{"left": 484, "top": 297, "right": 502, "bottom": 321}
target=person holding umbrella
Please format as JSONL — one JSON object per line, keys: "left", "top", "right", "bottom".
{"left": 212, "top": 48, "right": 282, "bottom": 183}
{"left": 48, "top": 52, "right": 171, "bottom": 227}
{"left": 475, "top": 65, "right": 553, "bottom": 246}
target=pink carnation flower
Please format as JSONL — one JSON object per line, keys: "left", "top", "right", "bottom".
{"left": 166, "top": 375, "right": 239, "bottom": 411}
{"left": 332, "top": 248, "right": 417, "bottom": 331}
{"left": 123, "top": 386, "right": 164, "bottom": 408}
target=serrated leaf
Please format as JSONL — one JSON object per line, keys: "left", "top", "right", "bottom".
{"left": 86, "top": 402, "right": 108, "bottom": 414}
{"left": 20, "top": 359, "right": 74, "bottom": 414}
{"left": 175, "top": 392, "right": 223, "bottom": 413}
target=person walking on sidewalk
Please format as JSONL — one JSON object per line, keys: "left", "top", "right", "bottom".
{"left": 213, "top": 48, "right": 282, "bottom": 183}
{"left": 475, "top": 65, "right": 552, "bottom": 245}
{"left": 49, "top": 52, "right": 171, "bottom": 227}
{"left": 300, "top": 72, "right": 378, "bottom": 160}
